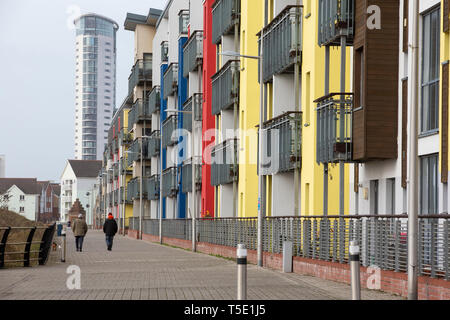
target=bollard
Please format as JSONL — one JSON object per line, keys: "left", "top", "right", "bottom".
{"left": 349, "top": 240, "right": 361, "bottom": 300}
{"left": 283, "top": 241, "right": 293, "bottom": 273}
{"left": 61, "top": 230, "right": 66, "bottom": 263}
{"left": 237, "top": 244, "right": 247, "bottom": 300}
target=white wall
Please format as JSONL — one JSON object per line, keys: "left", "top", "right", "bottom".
{"left": 4, "top": 185, "right": 38, "bottom": 221}
{"left": 0, "top": 155, "right": 5, "bottom": 178}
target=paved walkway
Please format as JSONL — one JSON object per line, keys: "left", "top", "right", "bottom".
{"left": 0, "top": 230, "right": 403, "bottom": 300}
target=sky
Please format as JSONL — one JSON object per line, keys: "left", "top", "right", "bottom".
{"left": 0, "top": 0, "right": 166, "bottom": 182}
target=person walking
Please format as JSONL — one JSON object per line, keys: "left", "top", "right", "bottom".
{"left": 103, "top": 213, "right": 118, "bottom": 251}
{"left": 72, "top": 214, "right": 88, "bottom": 252}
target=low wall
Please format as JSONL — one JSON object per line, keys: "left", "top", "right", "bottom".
{"left": 133, "top": 232, "right": 450, "bottom": 300}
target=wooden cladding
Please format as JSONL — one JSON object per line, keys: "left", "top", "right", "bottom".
{"left": 444, "top": 0, "right": 449, "bottom": 33}
{"left": 402, "top": 78, "right": 408, "bottom": 188}
{"left": 352, "top": 0, "right": 399, "bottom": 162}
{"left": 442, "top": 62, "right": 449, "bottom": 183}
{"left": 403, "top": 0, "right": 408, "bottom": 52}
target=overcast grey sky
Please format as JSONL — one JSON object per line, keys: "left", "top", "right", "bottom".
{"left": 0, "top": 0, "right": 166, "bottom": 182}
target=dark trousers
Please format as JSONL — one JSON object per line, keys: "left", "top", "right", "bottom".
{"left": 75, "top": 236, "right": 84, "bottom": 251}
{"left": 105, "top": 235, "right": 114, "bottom": 250}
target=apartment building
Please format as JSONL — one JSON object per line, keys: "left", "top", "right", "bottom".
{"left": 0, "top": 178, "right": 40, "bottom": 221}
{"left": 0, "top": 155, "right": 5, "bottom": 178}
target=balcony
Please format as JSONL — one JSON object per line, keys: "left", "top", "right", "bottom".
{"left": 128, "top": 99, "right": 151, "bottom": 128}
{"left": 147, "top": 175, "right": 160, "bottom": 201}
{"left": 258, "top": 6, "right": 302, "bottom": 83}
{"left": 119, "top": 130, "right": 133, "bottom": 146}
{"left": 128, "top": 58, "right": 153, "bottom": 97}
{"left": 114, "top": 189, "right": 119, "bottom": 205}
{"left": 127, "top": 177, "right": 150, "bottom": 201}
{"left": 120, "top": 187, "right": 132, "bottom": 204}
{"left": 182, "top": 93, "right": 203, "bottom": 132}
{"left": 260, "top": 112, "right": 302, "bottom": 174}
{"left": 181, "top": 158, "right": 202, "bottom": 193}
{"left": 147, "top": 86, "right": 161, "bottom": 114}
{"left": 162, "top": 167, "right": 178, "bottom": 198}
{"left": 163, "top": 63, "right": 178, "bottom": 99}
{"left": 162, "top": 115, "right": 178, "bottom": 149}
{"left": 212, "top": 0, "right": 241, "bottom": 44}
{"left": 112, "top": 163, "right": 119, "bottom": 180}
{"left": 120, "top": 156, "right": 132, "bottom": 174}
{"left": 128, "top": 138, "right": 150, "bottom": 166}
{"left": 148, "top": 130, "right": 161, "bottom": 158}
{"left": 161, "top": 41, "right": 169, "bottom": 63}
{"left": 183, "top": 31, "right": 203, "bottom": 77}
{"left": 315, "top": 93, "right": 353, "bottom": 163}
{"left": 179, "top": 10, "right": 189, "bottom": 35}
{"left": 211, "top": 60, "right": 240, "bottom": 115}
{"left": 318, "top": 0, "right": 354, "bottom": 47}
{"left": 211, "top": 138, "right": 239, "bottom": 186}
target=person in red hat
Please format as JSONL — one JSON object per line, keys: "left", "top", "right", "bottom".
{"left": 103, "top": 213, "right": 118, "bottom": 251}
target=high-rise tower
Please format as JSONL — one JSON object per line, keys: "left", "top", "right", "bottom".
{"left": 74, "top": 14, "right": 119, "bottom": 160}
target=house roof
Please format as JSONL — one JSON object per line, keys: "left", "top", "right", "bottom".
{"left": 0, "top": 178, "right": 39, "bottom": 195}
{"left": 50, "top": 183, "right": 61, "bottom": 196}
{"left": 124, "top": 8, "right": 162, "bottom": 31}
{"left": 68, "top": 160, "right": 102, "bottom": 178}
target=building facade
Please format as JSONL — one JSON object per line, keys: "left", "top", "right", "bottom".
{"left": 74, "top": 14, "right": 119, "bottom": 161}
{"left": 0, "top": 155, "right": 5, "bottom": 178}
{"left": 0, "top": 178, "right": 40, "bottom": 221}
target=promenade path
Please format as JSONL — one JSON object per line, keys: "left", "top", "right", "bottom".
{"left": 0, "top": 230, "right": 403, "bottom": 300}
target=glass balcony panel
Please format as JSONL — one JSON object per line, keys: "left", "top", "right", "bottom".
{"left": 130, "top": 99, "right": 151, "bottom": 126}
{"left": 148, "top": 130, "right": 161, "bottom": 158}
{"left": 315, "top": 93, "right": 353, "bottom": 163}
{"left": 147, "top": 175, "right": 160, "bottom": 200}
{"left": 128, "top": 58, "right": 153, "bottom": 97}
{"left": 183, "top": 31, "right": 203, "bottom": 78}
{"left": 211, "top": 60, "right": 240, "bottom": 115}
{"left": 211, "top": 138, "right": 239, "bottom": 186}
{"left": 162, "top": 115, "right": 178, "bottom": 149}
{"left": 181, "top": 158, "right": 202, "bottom": 193}
{"left": 162, "top": 167, "right": 178, "bottom": 198}
{"left": 163, "top": 63, "right": 179, "bottom": 99}
{"left": 318, "top": 0, "right": 354, "bottom": 47}
{"left": 212, "top": 0, "right": 241, "bottom": 44}
{"left": 148, "top": 86, "right": 161, "bottom": 114}
{"left": 179, "top": 10, "right": 190, "bottom": 35}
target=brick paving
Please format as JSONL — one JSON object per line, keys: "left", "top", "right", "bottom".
{"left": 0, "top": 230, "right": 403, "bottom": 300}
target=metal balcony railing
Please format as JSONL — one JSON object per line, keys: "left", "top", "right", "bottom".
{"left": 127, "top": 177, "right": 150, "bottom": 201}
{"left": 129, "top": 99, "right": 151, "bottom": 127}
{"left": 119, "top": 130, "right": 133, "bottom": 146}
{"left": 181, "top": 158, "right": 202, "bottom": 193}
{"left": 163, "top": 63, "right": 178, "bottom": 99}
{"left": 162, "top": 167, "right": 178, "bottom": 198}
{"left": 147, "top": 175, "right": 160, "bottom": 201}
{"left": 318, "top": 0, "right": 354, "bottom": 47}
{"left": 315, "top": 93, "right": 353, "bottom": 163}
{"left": 120, "top": 187, "right": 131, "bottom": 204}
{"left": 260, "top": 111, "right": 302, "bottom": 175}
{"left": 112, "top": 163, "right": 119, "bottom": 180}
{"left": 182, "top": 93, "right": 203, "bottom": 132}
{"left": 114, "top": 189, "right": 119, "bottom": 205}
{"left": 148, "top": 130, "right": 161, "bottom": 158}
{"left": 120, "top": 155, "right": 132, "bottom": 174}
{"left": 183, "top": 31, "right": 203, "bottom": 77}
{"left": 211, "top": 138, "right": 239, "bottom": 186}
{"left": 258, "top": 6, "right": 302, "bottom": 83}
{"left": 212, "top": 0, "right": 241, "bottom": 44}
{"left": 179, "top": 10, "right": 189, "bottom": 35}
{"left": 211, "top": 60, "right": 240, "bottom": 115}
{"left": 161, "top": 41, "right": 169, "bottom": 63}
{"left": 128, "top": 138, "right": 150, "bottom": 166}
{"left": 147, "top": 86, "right": 161, "bottom": 114}
{"left": 162, "top": 115, "right": 178, "bottom": 149}
{"left": 128, "top": 58, "right": 153, "bottom": 97}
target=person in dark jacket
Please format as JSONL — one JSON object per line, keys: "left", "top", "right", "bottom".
{"left": 72, "top": 214, "right": 88, "bottom": 252}
{"left": 103, "top": 213, "right": 118, "bottom": 251}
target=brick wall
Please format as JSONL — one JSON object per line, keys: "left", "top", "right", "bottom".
{"left": 134, "top": 231, "right": 450, "bottom": 300}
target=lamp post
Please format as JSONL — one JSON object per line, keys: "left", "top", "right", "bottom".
{"left": 219, "top": 49, "right": 264, "bottom": 267}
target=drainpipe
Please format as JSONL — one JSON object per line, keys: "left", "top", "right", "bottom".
{"left": 324, "top": 46, "right": 330, "bottom": 216}
{"left": 339, "top": 34, "right": 347, "bottom": 217}
{"left": 233, "top": 2, "right": 239, "bottom": 218}
{"left": 294, "top": 0, "right": 301, "bottom": 216}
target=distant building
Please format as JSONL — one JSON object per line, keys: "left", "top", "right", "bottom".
{"left": 73, "top": 14, "right": 119, "bottom": 161}
{"left": 36, "top": 181, "right": 60, "bottom": 223}
{"left": 0, "top": 155, "right": 5, "bottom": 178}
{"left": 0, "top": 178, "right": 40, "bottom": 221}
{"left": 60, "top": 160, "right": 102, "bottom": 224}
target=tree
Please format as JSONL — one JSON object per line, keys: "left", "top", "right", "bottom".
{"left": 0, "top": 191, "right": 11, "bottom": 210}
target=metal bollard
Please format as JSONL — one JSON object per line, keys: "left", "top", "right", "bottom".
{"left": 61, "top": 230, "right": 66, "bottom": 263}
{"left": 237, "top": 244, "right": 247, "bottom": 300}
{"left": 349, "top": 240, "right": 361, "bottom": 300}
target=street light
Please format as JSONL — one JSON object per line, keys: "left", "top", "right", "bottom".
{"left": 219, "top": 46, "right": 264, "bottom": 267}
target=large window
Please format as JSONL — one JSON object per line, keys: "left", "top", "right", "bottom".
{"left": 421, "top": 6, "right": 440, "bottom": 133}
{"left": 420, "top": 154, "right": 439, "bottom": 214}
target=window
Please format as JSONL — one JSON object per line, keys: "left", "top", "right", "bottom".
{"left": 370, "top": 180, "right": 379, "bottom": 215}
{"left": 20, "top": 195, "right": 25, "bottom": 201}
{"left": 387, "top": 178, "right": 396, "bottom": 214}
{"left": 420, "top": 154, "right": 439, "bottom": 214}
{"left": 19, "top": 207, "right": 24, "bottom": 213}
{"left": 421, "top": 6, "right": 440, "bottom": 133}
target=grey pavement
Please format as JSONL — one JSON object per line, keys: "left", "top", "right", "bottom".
{"left": 0, "top": 230, "right": 403, "bottom": 300}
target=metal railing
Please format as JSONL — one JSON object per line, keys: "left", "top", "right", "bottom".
{"left": 258, "top": 5, "right": 302, "bottom": 83}
{"left": 148, "top": 86, "right": 161, "bottom": 115}
{"left": 161, "top": 41, "right": 169, "bottom": 63}
{"left": 318, "top": 0, "right": 354, "bottom": 47}
{"left": 162, "top": 167, "right": 178, "bottom": 198}
{"left": 183, "top": 31, "right": 203, "bottom": 77}
{"left": 119, "top": 130, "right": 133, "bottom": 146}
{"left": 129, "top": 215, "right": 450, "bottom": 280}
{"left": 128, "top": 58, "right": 153, "bottom": 97}
{"left": 315, "top": 93, "right": 353, "bottom": 163}
{"left": 148, "top": 130, "right": 161, "bottom": 158}
{"left": 162, "top": 115, "right": 178, "bottom": 149}
{"left": 127, "top": 177, "right": 150, "bottom": 201}
{"left": 128, "top": 137, "right": 149, "bottom": 166}
{"left": 147, "top": 175, "right": 160, "bottom": 201}
{"left": 260, "top": 111, "right": 302, "bottom": 174}
{"left": 0, "top": 224, "right": 56, "bottom": 268}
{"left": 163, "top": 63, "right": 178, "bottom": 99}
{"left": 212, "top": 0, "right": 241, "bottom": 44}
{"left": 211, "top": 138, "right": 239, "bottom": 186}
{"left": 129, "top": 99, "right": 151, "bottom": 127}
{"left": 181, "top": 158, "right": 202, "bottom": 193}
{"left": 120, "top": 155, "right": 132, "bottom": 174}
{"left": 182, "top": 93, "right": 203, "bottom": 132}
{"left": 212, "top": 60, "right": 240, "bottom": 115}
